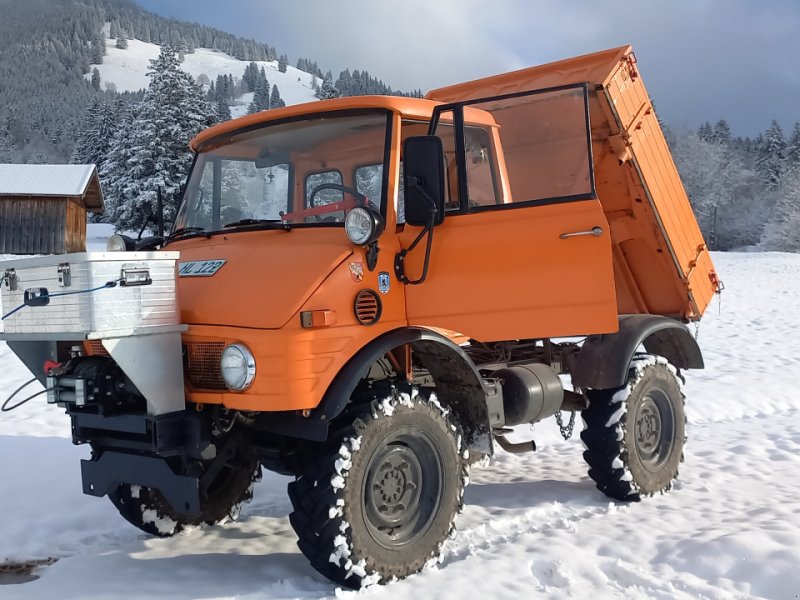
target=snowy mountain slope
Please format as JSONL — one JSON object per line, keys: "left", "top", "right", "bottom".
{"left": 1, "top": 246, "right": 799, "bottom": 598}
{"left": 90, "top": 33, "right": 318, "bottom": 109}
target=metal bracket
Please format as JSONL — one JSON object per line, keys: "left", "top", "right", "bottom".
{"left": 120, "top": 266, "right": 151, "bottom": 287}
{"left": 57, "top": 263, "right": 71, "bottom": 287}
{"left": 46, "top": 375, "right": 87, "bottom": 406}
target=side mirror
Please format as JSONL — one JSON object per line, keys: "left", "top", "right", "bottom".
{"left": 403, "top": 136, "right": 445, "bottom": 227}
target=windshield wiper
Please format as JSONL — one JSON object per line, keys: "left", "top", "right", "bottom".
{"left": 223, "top": 219, "right": 291, "bottom": 231}
{"left": 164, "top": 226, "right": 212, "bottom": 243}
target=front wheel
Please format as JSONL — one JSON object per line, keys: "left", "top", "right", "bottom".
{"left": 581, "top": 356, "right": 686, "bottom": 501}
{"left": 107, "top": 441, "right": 261, "bottom": 537}
{"left": 288, "top": 391, "right": 465, "bottom": 588}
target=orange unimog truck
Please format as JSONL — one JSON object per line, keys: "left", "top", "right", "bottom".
{"left": 0, "top": 46, "right": 718, "bottom": 587}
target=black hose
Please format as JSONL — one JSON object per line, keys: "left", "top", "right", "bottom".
{"left": 2, "top": 279, "right": 119, "bottom": 321}
{"left": 1, "top": 378, "right": 50, "bottom": 412}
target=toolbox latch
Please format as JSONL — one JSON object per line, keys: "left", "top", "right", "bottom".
{"left": 2, "top": 268, "right": 17, "bottom": 291}
{"left": 57, "top": 263, "right": 72, "bottom": 287}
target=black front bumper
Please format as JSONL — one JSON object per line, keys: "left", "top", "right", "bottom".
{"left": 71, "top": 409, "right": 210, "bottom": 519}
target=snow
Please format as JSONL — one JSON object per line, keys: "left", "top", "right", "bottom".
{"left": 90, "top": 35, "right": 318, "bottom": 107}
{"left": 2, "top": 244, "right": 800, "bottom": 598}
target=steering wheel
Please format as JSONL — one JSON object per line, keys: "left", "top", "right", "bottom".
{"left": 308, "top": 183, "right": 368, "bottom": 209}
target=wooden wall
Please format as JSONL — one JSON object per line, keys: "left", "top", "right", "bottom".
{"left": 0, "top": 196, "right": 87, "bottom": 254}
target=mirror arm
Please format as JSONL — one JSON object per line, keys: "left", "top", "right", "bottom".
{"left": 394, "top": 180, "right": 439, "bottom": 285}
{"left": 156, "top": 187, "right": 165, "bottom": 237}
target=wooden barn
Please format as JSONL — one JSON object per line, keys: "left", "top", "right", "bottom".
{"left": 0, "top": 164, "right": 105, "bottom": 255}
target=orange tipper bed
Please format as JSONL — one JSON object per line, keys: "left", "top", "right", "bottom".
{"left": 428, "top": 45, "right": 719, "bottom": 321}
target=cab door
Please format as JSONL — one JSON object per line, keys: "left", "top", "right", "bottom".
{"left": 398, "top": 85, "right": 618, "bottom": 342}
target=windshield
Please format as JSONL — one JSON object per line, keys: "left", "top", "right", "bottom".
{"left": 174, "top": 111, "right": 390, "bottom": 232}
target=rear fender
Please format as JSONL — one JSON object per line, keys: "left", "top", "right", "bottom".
{"left": 571, "top": 314, "right": 703, "bottom": 390}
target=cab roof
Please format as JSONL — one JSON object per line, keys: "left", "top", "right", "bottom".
{"left": 190, "top": 96, "right": 444, "bottom": 152}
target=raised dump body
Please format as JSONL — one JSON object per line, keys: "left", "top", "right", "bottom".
{"left": 427, "top": 45, "right": 718, "bottom": 321}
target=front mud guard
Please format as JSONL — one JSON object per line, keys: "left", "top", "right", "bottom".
{"left": 256, "top": 327, "right": 493, "bottom": 456}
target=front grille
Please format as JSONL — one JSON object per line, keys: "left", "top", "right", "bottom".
{"left": 185, "top": 342, "right": 226, "bottom": 390}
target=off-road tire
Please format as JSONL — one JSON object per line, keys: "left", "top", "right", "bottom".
{"left": 108, "top": 454, "right": 261, "bottom": 537}
{"left": 581, "top": 356, "right": 686, "bottom": 501}
{"left": 288, "top": 392, "right": 465, "bottom": 588}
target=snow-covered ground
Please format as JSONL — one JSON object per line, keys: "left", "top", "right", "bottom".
{"left": 1, "top": 248, "right": 799, "bottom": 599}
{"left": 89, "top": 33, "right": 318, "bottom": 113}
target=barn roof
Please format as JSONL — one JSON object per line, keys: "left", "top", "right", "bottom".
{"left": 0, "top": 164, "right": 104, "bottom": 212}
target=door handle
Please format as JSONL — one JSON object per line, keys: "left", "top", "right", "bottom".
{"left": 559, "top": 226, "right": 604, "bottom": 239}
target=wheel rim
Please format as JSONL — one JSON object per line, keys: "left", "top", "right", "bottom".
{"left": 633, "top": 387, "right": 676, "bottom": 471}
{"left": 363, "top": 428, "right": 444, "bottom": 549}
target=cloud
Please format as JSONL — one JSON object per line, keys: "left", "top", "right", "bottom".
{"left": 136, "top": 0, "right": 800, "bottom": 135}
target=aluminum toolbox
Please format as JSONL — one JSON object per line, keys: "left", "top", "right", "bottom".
{"left": 0, "top": 252, "right": 181, "bottom": 339}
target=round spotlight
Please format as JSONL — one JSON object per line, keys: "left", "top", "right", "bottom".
{"left": 345, "top": 206, "right": 384, "bottom": 246}
{"left": 106, "top": 234, "right": 135, "bottom": 252}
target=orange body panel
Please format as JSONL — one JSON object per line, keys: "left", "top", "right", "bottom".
{"left": 400, "top": 200, "right": 618, "bottom": 341}
{"left": 173, "top": 229, "right": 353, "bottom": 329}
{"left": 176, "top": 46, "right": 714, "bottom": 413}
{"left": 179, "top": 232, "right": 407, "bottom": 412}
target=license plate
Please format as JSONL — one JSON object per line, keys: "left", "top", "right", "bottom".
{"left": 178, "top": 260, "right": 227, "bottom": 277}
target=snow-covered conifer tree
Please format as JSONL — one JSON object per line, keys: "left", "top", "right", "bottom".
{"left": 91, "top": 36, "right": 105, "bottom": 65}
{"left": 763, "top": 167, "right": 800, "bottom": 251}
{"left": 672, "top": 131, "right": 756, "bottom": 249}
{"left": 216, "top": 98, "right": 232, "bottom": 121}
{"left": 712, "top": 120, "right": 731, "bottom": 145}
{"left": 697, "top": 122, "right": 713, "bottom": 142}
{"left": 248, "top": 79, "right": 270, "bottom": 114}
{"left": 786, "top": 122, "right": 800, "bottom": 169}
{"left": 757, "top": 120, "right": 786, "bottom": 191}
{"left": 100, "top": 101, "right": 136, "bottom": 224}
{"left": 104, "top": 45, "right": 214, "bottom": 232}
{"left": 0, "top": 130, "right": 13, "bottom": 163}
{"left": 317, "top": 71, "right": 339, "bottom": 100}
{"left": 116, "top": 30, "right": 128, "bottom": 50}
{"left": 270, "top": 85, "right": 285, "bottom": 109}
{"left": 72, "top": 96, "right": 126, "bottom": 167}
{"left": 91, "top": 68, "right": 101, "bottom": 91}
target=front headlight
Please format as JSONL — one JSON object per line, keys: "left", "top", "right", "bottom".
{"left": 220, "top": 344, "right": 256, "bottom": 391}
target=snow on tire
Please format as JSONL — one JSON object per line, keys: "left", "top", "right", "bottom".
{"left": 287, "top": 389, "right": 466, "bottom": 588}
{"left": 580, "top": 355, "right": 686, "bottom": 502}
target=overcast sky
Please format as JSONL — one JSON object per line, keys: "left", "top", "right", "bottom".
{"left": 134, "top": 0, "right": 799, "bottom": 137}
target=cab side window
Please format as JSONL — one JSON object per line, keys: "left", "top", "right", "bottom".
{"left": 464, "top": 126, "right": 500, "bottom": 208}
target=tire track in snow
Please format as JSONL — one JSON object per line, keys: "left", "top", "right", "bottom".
{"left": 431, "top": 407, "right": 800, "bottom": 600}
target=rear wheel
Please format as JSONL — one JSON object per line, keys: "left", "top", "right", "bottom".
{"left": 288, "top": 391, "right": 465, "bottom": 588}
{"left": 581, "top": 356, "right": 686, "bottom": 501}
